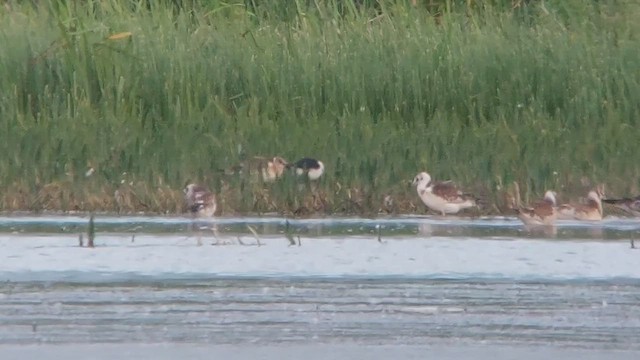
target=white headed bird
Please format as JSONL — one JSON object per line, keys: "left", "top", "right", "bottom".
{"left": 412, "top": 171, "right": 477, "bottom": 216}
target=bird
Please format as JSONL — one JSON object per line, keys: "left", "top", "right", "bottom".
{"left": 514, "top": 190, "right": 558, "bottom": 226}
{"left": 558, "top": 184, "right": 605, "bottom": 221}
{"left": 261, "top": 156, "right": 290, "bottom": 182}
{"left": 183, "top": 183, "right": 218, "bottom": 245}
{"left": 602, "top": 194, "right": 640, "bottom": 217}
{"left": 221, "top": 156, "right": 289, "bottom": 183}
{"left": 183, "top": 183, "right": 217, "bottom": 218}
{"left": 290, "top": 157, "right": 325, "bottom": 181}
{"left": 411, "top": 171, "right": 477, "bottom": 215}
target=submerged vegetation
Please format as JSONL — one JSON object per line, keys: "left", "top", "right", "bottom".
{"left": 0, "top": 0, "right": 639, "bottom": 216}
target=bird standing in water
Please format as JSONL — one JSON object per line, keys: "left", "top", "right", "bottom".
{"left": 602, "top": 194, "right": 640, "bottom": 217}
{"left": 411, "top": 171, "right": 477, "bottom": 216}
{"left": 558, "top": 184, "right": 605, "bottom": 221}
{"left": 183, "top": 183, "right": 217, "bottom": 245}
{"left": 513, "top": 190, "right": 558, "bottom": 226}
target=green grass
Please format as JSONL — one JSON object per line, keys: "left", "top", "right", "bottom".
{"left": 0, "top": 0, "right": 639, "bottom": 214}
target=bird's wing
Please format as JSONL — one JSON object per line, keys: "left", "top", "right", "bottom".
{"left": 431, "top": 181, "right": 471, "bottom": 203}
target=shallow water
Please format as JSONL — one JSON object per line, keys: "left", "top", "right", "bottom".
{"left": 1, "top": 214, "right": 640, "bottom": 238}
{"left": 1, "top": 215, "right": 639, "bottom": 358}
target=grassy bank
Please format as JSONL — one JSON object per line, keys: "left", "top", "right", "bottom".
{"left": 0, "top": 0, "right": 639, "bottom": 216}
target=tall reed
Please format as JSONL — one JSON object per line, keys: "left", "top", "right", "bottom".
{"left": 0, "top": 0, "right": 638, "bottom": 214}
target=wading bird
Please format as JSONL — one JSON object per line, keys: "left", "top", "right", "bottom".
{"left": 411, "top": 171, "right": 477, "bottom": 215}
{"left": 514, "top": 190, "right": 558, "bottom": 226}
{"left": 558, "top": 184, "right": 605, "bottom": 221}
{"left": 183, "top": 183, "right": 218, "bottom": 245}
{"left": 602, "top": 194, "right": 640, "bottom": 217}
{"left": 291, "top": 157, "right": 325, "bottom": 181}
{"left": 184, "top": 183, "right": 217, "bottom": 218}
{"left": 260, "top": 156, "right": 290, "bottom": 182}
{"left": 222, "top": 156, "right": 290, "bottom": 183}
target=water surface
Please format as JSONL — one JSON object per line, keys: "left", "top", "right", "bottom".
{"left": 1, "top": 215, "right": 639, "bottom": 358}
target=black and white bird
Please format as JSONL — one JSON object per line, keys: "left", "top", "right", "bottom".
{"left": 290, "top": 158, "right": 325, "bottom": 181}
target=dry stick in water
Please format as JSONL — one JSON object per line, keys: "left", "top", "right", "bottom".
{"left": 246, "top": 225, "right": 261, "bottom": 246}
{"left": 87, "top": 215, "right": 95, "bottom": 248}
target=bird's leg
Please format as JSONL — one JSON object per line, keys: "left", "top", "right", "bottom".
{"left": 191, "top": 214, "right": 203, "bottom": 246}
{"left": 187, "top": 213, "right": 196, "bottom": 242}
{"left": 211, "top": 223, "right": 220, "bottom": 245}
